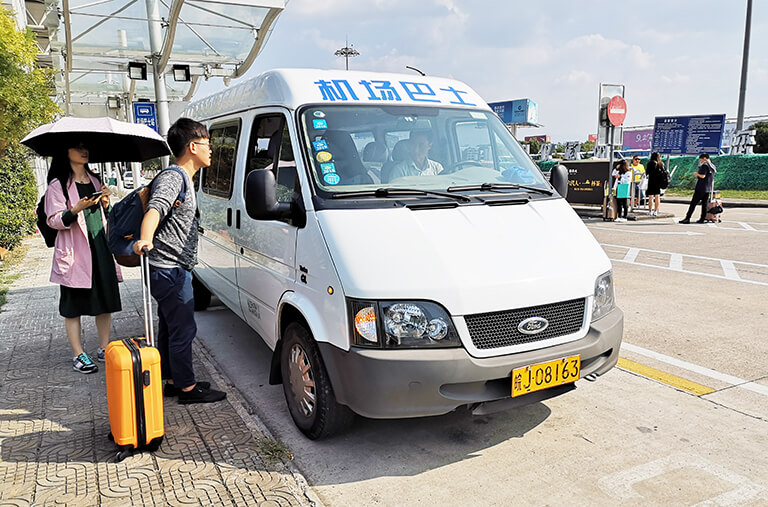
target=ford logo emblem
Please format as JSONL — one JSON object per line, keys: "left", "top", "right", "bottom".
{"left": 518, "top": 317, "right": 549, "bottom": 335}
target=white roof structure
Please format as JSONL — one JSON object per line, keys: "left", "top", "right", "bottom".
{"left": 3, "top": 0, "right": 287, "bottom": 111}
{"left": 183, "top": 68, "right": 492, "bottom": 120}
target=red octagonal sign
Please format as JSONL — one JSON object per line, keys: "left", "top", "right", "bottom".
{"left": 607, "top": 95, "right": 627, "bottom": 126}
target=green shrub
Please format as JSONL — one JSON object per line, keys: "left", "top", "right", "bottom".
{"left": 537, "top": 154, "right": 768, "bottom": 191}
{"left": 0, "top": 144, "right": 37, "bottom": 250}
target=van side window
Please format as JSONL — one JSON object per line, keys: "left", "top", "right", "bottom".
{"left": 203, "top": 122, "right": 240, "bottom": 198}
{"left": 245, "top": 114, "right": 297, "bottom": 203}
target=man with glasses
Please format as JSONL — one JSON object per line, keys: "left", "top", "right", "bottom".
{"left": 630, "top": 156, "right": 646, "bottom": 207}
{"left": 133, "top": 118, "right": 227, "bottom": 405}
{"left": 389, "top": 129, "right": 444, "bottom": 180}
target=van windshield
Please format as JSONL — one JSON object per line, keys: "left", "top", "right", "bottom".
{"left": 299, "top": 105, "right": 549, "bottom": 196}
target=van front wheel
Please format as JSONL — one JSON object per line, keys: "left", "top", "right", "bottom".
{"left": 280, "top": 322, "right": 353, "bottom": 439}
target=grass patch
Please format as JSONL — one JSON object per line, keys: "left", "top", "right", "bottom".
{"left": 0, "top": 242, "right": 30, "bottom": 310}
{"left": 665, "top": 189, "right": 768, "bottom": 200}
{"left": 257, "top": 437, "right": 293, "bottom": 463}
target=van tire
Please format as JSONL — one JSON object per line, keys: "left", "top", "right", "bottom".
{"left": 280, "top": 322, "right": 353, "bottom": 439}
{"left": 191, "top": 274, "right": 211, "bottom": 311}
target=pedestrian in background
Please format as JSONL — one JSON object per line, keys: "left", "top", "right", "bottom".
{"left": 133, "top": 118, "right": 226, "bottom": 404}
{"left": 45, "top": 142, "right": 122, "bottom": 374}
{"left": 613, "top": 159, "right": 632, "bottom": 222}
{"left": 679, "top": 153, "right": 716, "bottom": 224}
{"left": 645, "top": 152, "right": 664, "bottom": 216}
{"left": 630, "top": 155, "right": 645, "bottom": 207}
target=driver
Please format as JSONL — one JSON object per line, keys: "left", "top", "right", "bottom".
{"left": 389, "top": 129, "right": 444, "bottom": 180}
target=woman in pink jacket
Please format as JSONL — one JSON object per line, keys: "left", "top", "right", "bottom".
{"left": 45, "top": 141, "right": 122, "bottom": 373}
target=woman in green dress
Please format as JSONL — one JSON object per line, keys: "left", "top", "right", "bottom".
{"left": 44, "top": 141, "right": 122, "bottom": 373}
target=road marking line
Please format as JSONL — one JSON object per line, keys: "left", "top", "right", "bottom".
{"left": 622, "top": 342, "right": 768, "bottom": 398}
{"left": 721, "top": 260, "right": 741, "bottom": 280}
{"left": 669, "top": 253, "right": 683, "bottom": 271}
{"left": 617, "top": 357, "right": 716, "bottom": 395}
{"left": 589, "top": 225, "right": 703, "bottom": 236}
{"left": 623, "top": 248, "right": 639, "bottom": 263}
{"left": 737, "top": 221, "right": 757, "bottom": 231}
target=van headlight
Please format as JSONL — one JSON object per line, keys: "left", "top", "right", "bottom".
{"left": 348, "top": 299, "right": 460, "bottom": 348}
{"left": 592, "top": 270, "right": 615, "bottom": 322}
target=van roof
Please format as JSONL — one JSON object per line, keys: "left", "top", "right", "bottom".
{"left": 182, "top": 68, "right": 491, "bottom": 121}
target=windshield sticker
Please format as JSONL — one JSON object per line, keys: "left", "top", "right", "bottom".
{"left": 324, "top": 173, "right": 341, "bottom": 185}
{"left": 320, "top": 162, "right": 336, "bottom": 175}
{"left": 312, "top": 119, "right": 328, "bottom": 129}
{"left": 313, "top": 110, "right": 326, "bottom": 118}
{"left": 313, "top": 79, "right": 476, "bottom": 106}
{"left": 316, "top": 151, "right": 333, "bottom": 163}
{"left": 312, "top": 140, "right": 329, "bottom": 152}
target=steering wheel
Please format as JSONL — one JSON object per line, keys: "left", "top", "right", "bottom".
{"left": 444, "top": 160, "right": 478, "bottom": 174}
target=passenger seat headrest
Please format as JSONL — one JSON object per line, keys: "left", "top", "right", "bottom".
{"left": 362, "top": 141, "right": 388, "bottom": 163}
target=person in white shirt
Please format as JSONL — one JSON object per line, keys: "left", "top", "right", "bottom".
{"left": 389, "top": 130, "right": 444, "bottom": 180}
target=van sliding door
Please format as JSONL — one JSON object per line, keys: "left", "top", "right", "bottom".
{"left": 234, "top": 111, "right": 299, "bottom": 348}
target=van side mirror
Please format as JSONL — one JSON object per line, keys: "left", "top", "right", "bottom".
{"left": 550, "top": 163, "right": 569, "bottom": 198}
{"left": 245, "top": 169, "right": 292, "bottom": 220}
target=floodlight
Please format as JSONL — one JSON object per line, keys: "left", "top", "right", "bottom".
{"left": 128, "top": 62, "right": 147, "bottom": 80}
{"left": 172, "top": 64, "right": 190, "bottom": 82}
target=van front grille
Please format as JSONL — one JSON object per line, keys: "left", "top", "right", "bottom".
{"left": 464, "top": 298, "right": 586, "bottom": 350}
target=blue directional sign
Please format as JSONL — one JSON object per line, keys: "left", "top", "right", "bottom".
{"left": 652, "top": 114, "right": 726, "bottom": 155}
{"left": 133, "top": 102, "right": 158, "bottom": 133}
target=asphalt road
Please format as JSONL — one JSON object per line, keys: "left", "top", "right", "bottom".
{"left": 195, "top": 201, "right": 768, "bottom": 506}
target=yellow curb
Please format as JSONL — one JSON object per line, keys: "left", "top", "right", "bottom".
{"left": 617, "top": 357, "right": 717, "bottom": 396}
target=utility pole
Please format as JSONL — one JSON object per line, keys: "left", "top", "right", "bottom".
{"left": 334, "top": 37, "right": 359, "bottom": 70}
{"left": 736, "top": 0, "right": 752, "bottom": 131}
{"left": 145, "top": 0, "right": 170, "bottom": 138}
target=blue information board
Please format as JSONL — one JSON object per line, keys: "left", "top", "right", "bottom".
{"left": 652, "top": 114, "right": 725, "bottom": 155}
{"left": 488, "top": 99, "right": 538, "bottom": 124}
{"left": 133, "top": 102, "right": 158, "bottom": 133}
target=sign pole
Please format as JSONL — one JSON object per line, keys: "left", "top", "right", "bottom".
{"left": 608, "top": 126, "right": 615, "bottom": 197}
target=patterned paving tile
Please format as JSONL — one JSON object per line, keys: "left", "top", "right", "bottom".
{"left": 0, "top": 237, "right": 313, "bottom": 506}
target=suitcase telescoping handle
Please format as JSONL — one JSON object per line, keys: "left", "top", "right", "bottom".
{"left": 140, "top": 247, "right": 155, "bottom": 347}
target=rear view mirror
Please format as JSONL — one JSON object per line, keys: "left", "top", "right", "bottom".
{"left": 245, "top": 169, "right": 292, "bottom": 220}
{"left": 550, "top": 163, "right": 569, "bottom": 198}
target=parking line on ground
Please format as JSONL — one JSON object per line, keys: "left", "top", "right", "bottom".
{"left": 617, "top": 357, "right": 716, "bottom": 396}
{"left": 622, "top": 342, "right": 768, "bottom": 398}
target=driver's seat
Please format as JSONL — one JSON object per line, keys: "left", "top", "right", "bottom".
{"left": 380, "top": 140, "right": 410, "bottom": 183}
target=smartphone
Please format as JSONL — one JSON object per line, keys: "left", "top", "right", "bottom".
{"left": 88, "top": 191, "right": 103, "bottom": 200}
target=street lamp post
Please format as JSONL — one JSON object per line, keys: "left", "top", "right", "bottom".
{"left": 736, "top": 0, "right": 753, "bottom": 131}
{"left": 334, "top": 38, "right": 359, "bottom": 70}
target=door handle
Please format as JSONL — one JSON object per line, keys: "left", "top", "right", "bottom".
{"left": 236, "top": 209, "right": 241, "bottom": 229}
{"left": 227, "top": 208, "right": 232, "bottom": 227}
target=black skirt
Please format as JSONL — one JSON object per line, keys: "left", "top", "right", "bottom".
{"left": 59, "top": 182, "right": 122, "bottom": 318}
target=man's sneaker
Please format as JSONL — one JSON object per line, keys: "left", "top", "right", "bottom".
{"left": 96, "top": 348, "right": 106, "bottom": 362}
{"left": 679, "top": 218, "right": 691, "bottom": 224}
{"left": 73, "top": 353, "right": 98, "bottom": 374}
{"left": 178, "top": 384, "right": 227, "bottom": 404}
{"left": 164, "top": 381, "right": 211, "bottom": 397}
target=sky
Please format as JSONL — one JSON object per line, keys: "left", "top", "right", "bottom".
{"left": 194, "top": 0, "right": 768, "bottom": 143}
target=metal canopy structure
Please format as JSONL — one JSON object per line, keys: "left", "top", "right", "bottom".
{"left": 5, "top": 0, "right": 286, "bottom": 118}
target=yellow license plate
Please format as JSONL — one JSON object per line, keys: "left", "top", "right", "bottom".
{"left": 511, "top": 355, "right": 580, "bottom": 397}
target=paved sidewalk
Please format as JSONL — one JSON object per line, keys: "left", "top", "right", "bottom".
{"left": 0, "top": 236, "right": 316, "bottom": 506}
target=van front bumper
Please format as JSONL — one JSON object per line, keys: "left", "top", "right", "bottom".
{"left": 318, "top": 307, "right": 623, "bottom": 419}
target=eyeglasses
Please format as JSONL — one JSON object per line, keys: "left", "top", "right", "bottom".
{"left": 192, "top": 141, "right": 212, "bottom": 149}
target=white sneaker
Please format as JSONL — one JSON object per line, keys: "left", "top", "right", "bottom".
{"left": 615, "top": 217, "right": 626, "bottom": 222}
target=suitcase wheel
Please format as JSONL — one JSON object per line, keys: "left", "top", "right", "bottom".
{"left": 115, "top": 447, "right": 135, "bottom": 462}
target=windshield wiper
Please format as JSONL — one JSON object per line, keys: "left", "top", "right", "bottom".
{"left": 332, "top": 187, "right": 472, "bottom": 202}
{"left": 446, "top": 183, "right": 553, "bottom": 196}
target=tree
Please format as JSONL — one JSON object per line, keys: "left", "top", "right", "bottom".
{"left": 0, "top": 5, "right": 58, "bottom": 151}
{"left": 581, "top": 140, "right": 595, "bottom": 152}
{"left": 0, "top": 6, "right": 58, "bottom": 250}
{"left": 751, "top": 121, "right": 768, "bottom": 154}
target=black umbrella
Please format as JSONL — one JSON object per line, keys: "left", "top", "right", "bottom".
{"left": 21, "top": 116, "right": 170, "bottom": 162}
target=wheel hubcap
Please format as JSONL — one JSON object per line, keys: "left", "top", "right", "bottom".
{"left": 288, "top": 343, "right": 316, "bottom": 417}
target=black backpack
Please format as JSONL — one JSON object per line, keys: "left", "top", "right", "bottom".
{"left": 659, "top": 164, "right": 670, "bottom": 189}
{"left": 36, "top": 180, "right": 68, "bottom": 248}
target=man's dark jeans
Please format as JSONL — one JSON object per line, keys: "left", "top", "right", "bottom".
{"left": 684, "top": 190, "right": 710, "bottom": 221}
{"left": 149, "top": 266, "right": 197, "bottom": 389}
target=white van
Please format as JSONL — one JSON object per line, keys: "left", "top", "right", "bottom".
{"left": 184, "top": 69, "right": 623, "bottom": 439}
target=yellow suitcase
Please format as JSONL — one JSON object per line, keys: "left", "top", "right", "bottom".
{"left": 105, "top": 252, "right": 164, "bottom": 461}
